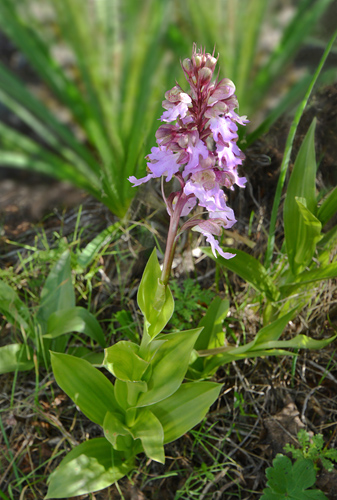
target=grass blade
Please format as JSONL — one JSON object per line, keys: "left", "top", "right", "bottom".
{"left": 264, "top": 28, "right": 337, "bottom": 269}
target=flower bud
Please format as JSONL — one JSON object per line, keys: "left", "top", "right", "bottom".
{"left": 165, "top": 86, "right": 181, "bottom": 102}
{"left": 182, "top": 58, "right": 193, "bottom": 74}
{"left": 188, "top": 130, "right": 199, "bottom": 147}
{"left": 194, "top": 54, "right": 202, "bottom": 68}
{"left": 198, "top": 67, "right": 212, "bottom": 86}
{"left": 205, "top": 55, "right": 217, "bottom": 71}
{"left": 156, "top": 124, "right": 177, "bottom": 145}
{"left": 165, "top": 86, "right": 192, "bottom": 104}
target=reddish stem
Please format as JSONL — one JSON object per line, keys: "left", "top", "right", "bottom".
{"left": 161, "top": 191, "right": 189, "bottom": 286}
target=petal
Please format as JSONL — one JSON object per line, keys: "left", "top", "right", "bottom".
{"left": 209, "top": 208, "right": 236, "bottom": 229}
{"left": 205, "top": 233, "right": 235, "bottom": 259}
{"left": 161, "top": 102, "right": 189, "bottom": 122}
{"left": 147, "top": 147, "right": 180, "bottom": 181}
{"left": 228, "top": 110, "right": 249, "bottom": 126}
{"left": 209, "top": 116, "right": 238, "bottom": 143}
{"left": 183, "top": 139, "right": 209, "bottom": 177}
{"left": 128, "top": 174, "right": 153, "bottom": 186}
{"left": 217, "top": 141, "right": 242, "bottom": 170}
{"left": 194, "top": 226, "right": 235, "bottom": 259}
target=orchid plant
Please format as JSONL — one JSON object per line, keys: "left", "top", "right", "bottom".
{"left": 46, "top": 46, "right": 335, "bottom": 499}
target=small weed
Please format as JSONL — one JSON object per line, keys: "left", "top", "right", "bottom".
{"left": 169, "top": 278, "right": 215, "bottom": 331}
{"left": 285, "top": 429, "right": 337, "bottom": 472}
{"left": 262, "top": 430, "right": 337, "bottom": 500}
{"left": 261, "top": 454, "right": 328, "bottom": 500}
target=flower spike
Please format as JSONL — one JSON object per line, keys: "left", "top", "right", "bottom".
{"left": 129, "top": 44, "right": 248, "bottom": 259}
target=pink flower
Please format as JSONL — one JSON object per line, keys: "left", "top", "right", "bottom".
{"left": 184, "top": 170, "right": 227, "bottom": 212}
{"left": 129, "top": 44, "right": 248, "bottom": 258}
{"left": 193, "top": 223, "right": 235, "bottom": 260}
{"left": 183, "top": 138, "right": 209, "bottom": 177}
{"left": 161, "top": 101, "right": 190, "bottom": 123}
{"left": 209, "top": 115, "right": 238, "bottom": 143}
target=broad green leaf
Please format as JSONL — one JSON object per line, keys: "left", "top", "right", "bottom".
{"left": 317, "top": 185, "right": 337, "bottom": 227}
{"left": 198, "top": 309, "right": 297, "bottom": 376}
{"left": 46, "top": 307, "right": 106, "bottom": 347}
{"left": 114, "top": 379, "right": 148, "bottom": 410}
{"left": 0, "top": 344, "right": 34, "bottom": 374}
{"left": 188, "top": 298, "right": 229, "bottom": 379}
{"left": 0, "top": 280, "right": 30, "bottom": 331}
{"left": 200, "top": 350, "right": 297, "bottom": 378}
{"left": 124, "top": 380, "right": 148, "bottom": 408}
{"left": 151, "top": 381, "right": 221, "bottom": 444}
{"left": 137, "top": 249, "right": 174, "bottom": 339}
{"left": 45, "top": 438, "right": 134, "bottom": 499}
{"left": 129, "top": 408, "right": 165, "bottom": 464}
{"left": 255, "top": 334, "right": 336, "bottom": 352}
{"left": 114, "top": 379, "right": 129, "bottom": 410}
{"left": 76, "top": 222, "right": 122, "bottom": 269}
{"left": 51, "top": 352, "right": 118, "bottom": 426}
{"left": 264, "top": 29, "right": 337, "bottom": 269}
{"left": 202, "top": 247, "right": 278, "bottom": 301}
{"left": 194, "top": 297, "right": 229, "bottom": 351}
{"left": 279, "top": 262, "right": 337, "bottom": 296}
{"left": 254, "top": 308, "right": 298, "bottom": 346}
{"left": 202, "top": 331, "right": 335, "bottom": 379}
{"left": 104, "top": 341, "right": 149, "bottom": 382}
{"left": 291, "top": 458, "right": 316, "bottom": 491}
{"left": 284, "top": 119, "right": 318, "bottom": 275}
{"left": 136, "top": 328, "right": 202, "bottom": 407}
{"left": 265, "top": 454, "right": 293, "bottom": 494}
{"left": 262, "top": 455, "right": 327, "bottom": 500}
{"left": 67, "top": 346, "right": 104, "bottom": 365}
{"left": 293, "top": 197, "right": 322, "bottom": 268}
{"left": 221, "top": 348, "right": 296, "bottom": 362}
{"left": 38, "top": 250, "right": 75, "bottom": 326}
{"left": 103, "top": 411, "right": 130, "bottom": 448}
